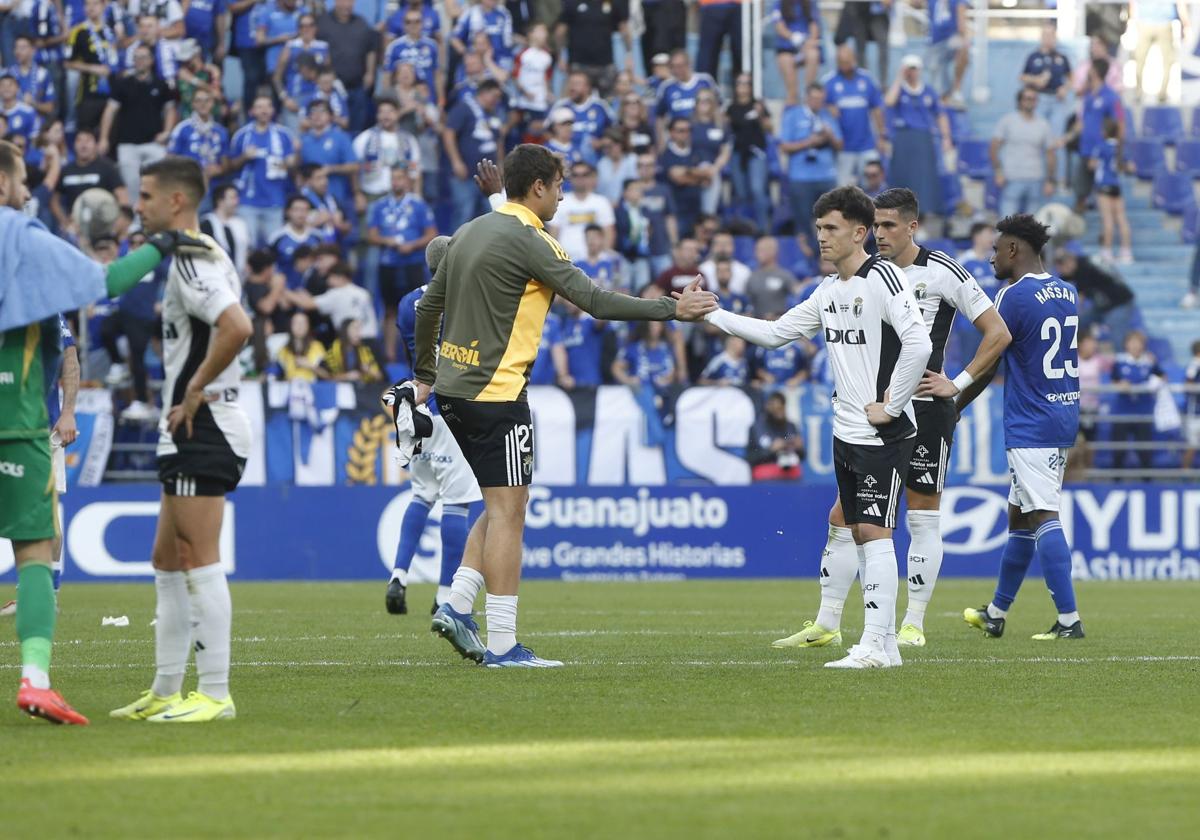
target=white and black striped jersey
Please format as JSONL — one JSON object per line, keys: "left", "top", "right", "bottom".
{"left": 156, "top": 236, "right": 251, "bottom": 460}
{"left": 903, "top": 246, "right": 994, "bottom": 400}
{"left": 706, "top": 254, "right": 932, "bottom": 447}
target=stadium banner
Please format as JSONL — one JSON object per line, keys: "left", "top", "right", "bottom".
{"left": 2, "top": 483, "right": 1198, "bottom": 583}
{"left": 66, "top": 388, "right": 115, "bottom": 488}
{"left": 240, "top": 382, "right": 1012, "bottom": 488}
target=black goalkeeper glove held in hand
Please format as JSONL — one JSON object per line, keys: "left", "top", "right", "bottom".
{"left": 147, "top": 230, "right": 210, "bottom": 257}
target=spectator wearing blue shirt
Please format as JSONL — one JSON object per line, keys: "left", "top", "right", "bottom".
{"left": 9, "top": 36, "right": 55, "bottom": 122}
{"left": 884, "top": 55, "right": 952, "bottom": 217}
{"left": 1091, "top": 119, "right": 1132, "bottom": 264}
{"left": 613, "top": 320, "right": 676, "bottom": 389}
{"left": 779, "top": 83, "right": 841, "bottom": 254}
{"left": 0, "top": 74, "right": 39, "bottom": 142}
{"left": 772, "top": 0, "right": 821, "bottom": 106}
{"left": 229, "top": 0, "right": 266, "bottom": 114}
{"left": 700, "top": 335, "right": 749, "bottom": 386}
{"left": 273, "top": 13, "right": 331, "bottom": 130}
{"left": 299, "top": 163, "right": 352, "bottom": 244}
{"left": 661, "top": 116, "right": 708, "bottom": 238}
{"left": 257, "top": 0, "right": 301, "bottom": 76}
{"left": 655, "top": 49, "right": 719, "bottom": 139}
{"left": 1184, "top": 340, "right": 1200, "bottom": 468}
{"left": 528, "top": 311, "right": 568, "bottom": 387}
{"left": 925, "top": 0, "right": 969, "bottom": 107}
{"left": 635, "top": 153, "right": 678, "bottom": 276}
{"left": 576, "top": 224, "right": 624, "bottom": 290}
{"left": 1019, "top": 22, "right": 1073, "bottom": 137}
{"left": 270, "top": 194, "right": 323, "bottom": 289}
{"left": 1065, "top": 58, "right": 1124, "bottom": 215}
{"left": 442, "top": 78, "right": 502, "bottom": 232}
{"left": 230, "top": 94, "right": 300, "bottom": 246}
{"left": 824, "top": 45, "right": 887, "bottom": 187}
{"left": 383, "top": 0, "right": 441, "bottom": 45}
{"left": 167, "top": 86, "right": 229, "bottom": 187}
{"left": 959, "top": 223, "right": 998, "bottom": 295}
{"left": 184, "top": 0, "right": 225, "bottom": 60}
{"left": 451, "top": 0, "right": 513, "bottom": 64}
{"left": 301, "top": 98, "right": 358, "bottom": 209}
{"left": 1111, "top": 330, "right": 1165, "bottom": 472}
{"left": 383, "top": 11, "right": 440, "bottom": 102}
{"left": 559, "top": 301, "right": 611, "bottom": 388}
{"left": 753, "top": 341, "right": 810, "bottom": 390}
{"left": 545, "top": 108, "right": 595, "bottom": 173}
{"left": 367, "top": 167, "right": 436, "bottom": 362}
{"left": 689, "top": 87, "right": 731, "bottom": 216}
{"left": 551, "top": 72, "right": 615, "bottom": 152}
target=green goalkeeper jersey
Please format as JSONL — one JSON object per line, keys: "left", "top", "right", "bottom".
{"left": 0, "top": 319, "right": 57, "bottom": 440}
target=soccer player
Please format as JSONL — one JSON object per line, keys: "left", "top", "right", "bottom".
{"left": 862, "top": 188, "right": 1009, "bottom": 646}
{"left": 386, "top": 236, "right": 483, "bottom": 617}
{"left": 413, "top": 144, "right": 718, "bottom": 668}
{"left": 703, "top": 186, "right": 932, "bottom": 669}
{"left": 110, "top": 157, "right": 253, "bottom": 722}
{"left": 1, "top": 140, "right": 201, "bottom": 724}
{"left": 938, "top": 214, "right": 1085, "bottom": 640}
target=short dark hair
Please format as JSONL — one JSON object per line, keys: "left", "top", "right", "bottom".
{"left": 286, "top": 193, "right": 313, "bottom": 211}
{"left": 1091, "top": 57, "right": 1110, "bottom": 81}
{"left": 1191, "top": 339, "right": 1200, "bottom": 356}
{"left": 306, "top": 98, "right": 331, "bottom": 114}
{"left": 248, "top": 248, "right": 276, "bottom": 273}
{"left": 293, "top": 244, "right": 315, "bottom": 262}
{"left": 141, "top": 155, "right": 206, "bottom": 205}
{"left": 806, "top": 82, "right": 824, "bottom": 94}
{"left": 969, "top": 221, "right": 990, "bottom": 239}
{"left": 476, "top": 79, "right": 502, "bottom": 96}
{"left": 812, "top": 185, "right": 875, "bottom": 229}
{"left": 299, "top": 162, "right": 324, "bottom": 180}
{"left": 873, "top": 187, "right": 919, "bottom": 221}
{"left": 213, "top": 183, "right": 238, "bottom": 204}
{"left": 503, "top": 143, "right": 564, "bottom": 199}
{"left": 328, "top": 261, "right": 353, "bottom": 280}
{"left": 669, "top": 117, "right": 690, "bottom": 131}
{"left": 584, "top": 224, "right": 603, "bottom": 236}
{"left": 313, "top": 243, "right": 343, "bottom": 259}
{"left": 996, "top": 213, "right": 1051, "bottom": 253}
{"left": 375, "top": 94, "right": 400, "bottom": 110}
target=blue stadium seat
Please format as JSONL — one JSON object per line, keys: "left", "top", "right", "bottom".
{"left": 956, "top": 139, "right": 992, "bottom": 180}
{"left": 1128, "top": 138, "right": 1167, "bottom": 180}
{"left": 1176, "top": 139, "right": 1200, "bottom": 175}
{"left": 777, "top": 236, "right": 803, "bottom": 272}
{"left": 1140, "top": 106, "right": 1184, "bottom": 143}
{"left": 733, "top": 235, "right": 756, "bottom": 266}
{"left": 947, "top": 109, "right": 972, "bottom": 143}
{"left": 940, "top": 172, "right": 963, "bottom": 211}
{"left": 984, "top": 177, "right": 1001, "bottom": 212}
{"left": 1152, "top": 170, "right": 1195, "bottom": 215}
{"left": 1191, "top": 106, "right": 1200, "bottom": 138}
{"left": 923, "top": 237, "right": 954, "bottom": 255}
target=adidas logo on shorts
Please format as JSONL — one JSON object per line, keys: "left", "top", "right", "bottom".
{"left": 863, "top": 503, "right": 882, "bottom": 517}
{"left": 917, "top": 472, "right": 935, "bottom": 484}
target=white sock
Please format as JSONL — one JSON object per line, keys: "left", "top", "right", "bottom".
{"left": 856, "top": 545, "right": 867, "bottom": 592}
{"left": 187, "top": 564, "right": 232, "bottom": 701}
{"left": 151, "top": 570, "right": 191, "bottom": 697}
{"left": 815, "top": 526, "right": 858, "bottom": 630}
{"left": 1058, "top": 611, "right": 1080, "bottom": 626}
{"left": 485, "top": 593, "right": 518, "bottom": 656}
{"left": 861, "top": 539, "right": 899, "bottom": 639}
{"left": 903, "top": 510, "right": 944, "bottom": 630}
{"left": 435, "top": 585, "right": 452, "bottom": 606}
{"left": 987, "top": 603, "right": 1007, "bottom": 619}
{"left": 21, "top": 665, "right": 49, "bottom": 689}
{"left": 390, "top": 568, "right": 409, "bottom": 586}
{"left": 447, "top": 566, "right": 484, "bottom": 615}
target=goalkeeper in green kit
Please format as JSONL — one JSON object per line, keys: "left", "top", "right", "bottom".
{"left": 0, "top": 141, "right": 204, "bottom": 725}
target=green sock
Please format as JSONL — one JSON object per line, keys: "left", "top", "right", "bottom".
{"left": 16, "top": 564, "right": 55, "bottom": 684}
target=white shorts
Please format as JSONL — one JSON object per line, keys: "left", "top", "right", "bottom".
{"left": 409, "top": 415, "right": 482, "bottom": 506}
{"left": 51, "top": 433, "right": 66, "bottom": 495}
{"left": 1006, "top": 448, "right": 1067, "bottom": 513}
{"left": 1186, "top": 417, "right": 1200, "bottom": 448}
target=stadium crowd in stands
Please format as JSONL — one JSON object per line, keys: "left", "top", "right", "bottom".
{"left": 17, "top": 0, "right": 1198, "bottom": 477}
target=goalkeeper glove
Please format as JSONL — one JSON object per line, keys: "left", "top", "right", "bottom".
{"left": 147, "top": 230, "right": 213, "bottom": 257}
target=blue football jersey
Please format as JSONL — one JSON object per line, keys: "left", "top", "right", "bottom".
{"left": 397, "top": 283, "right": 440, "bottom": 416}
{"left": 994, "top": 273, "right": 1081, "bottom": 449}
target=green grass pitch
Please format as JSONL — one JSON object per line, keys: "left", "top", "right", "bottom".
{"left": 3, "top": 579, "right": 1199, "bottom": 838}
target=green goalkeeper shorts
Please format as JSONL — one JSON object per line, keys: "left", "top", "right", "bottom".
{"left": 0, "top": 436, "right": 57, "bottom": 542}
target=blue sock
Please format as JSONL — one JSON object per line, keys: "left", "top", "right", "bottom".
{"left": 1035, "top": 519, "right": 1077, "bottom": 614}
{"left": 392, "top": 497, "right": 433, "bottom": 584}
{"left": 993, "top": 530, "right": 1035, "bottom": 611}
{"left": 439, "top": 504, "right": 470, "bottom": 588}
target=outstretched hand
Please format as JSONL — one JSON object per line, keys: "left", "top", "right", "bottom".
{"left": 474, "top": 159, "right": 503, "bottom": 197}
{"left": 671, "top": 276, "right": 719, "bottom": 322}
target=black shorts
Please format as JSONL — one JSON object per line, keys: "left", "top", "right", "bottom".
{"left": 159, "top": 449, "right": 246, "bottom": 496}
{"left": 1097, "top": 184, "right": 1121, "bottom": 198}
{"left": 834, "top": 436, "right": 915, "bottom": 529}
{"left": 438, "top": 396, "right": 534, "bottom": 488}
{"left": 906, "top": 397, "right": 957, "bottom": 494}
{"left": 379, "top": 263, "right": 427, "bottom": 309}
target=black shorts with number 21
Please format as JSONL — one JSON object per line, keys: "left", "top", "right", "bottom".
{"left": 437, "top": 396, "right": 534, "bottom": 488}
